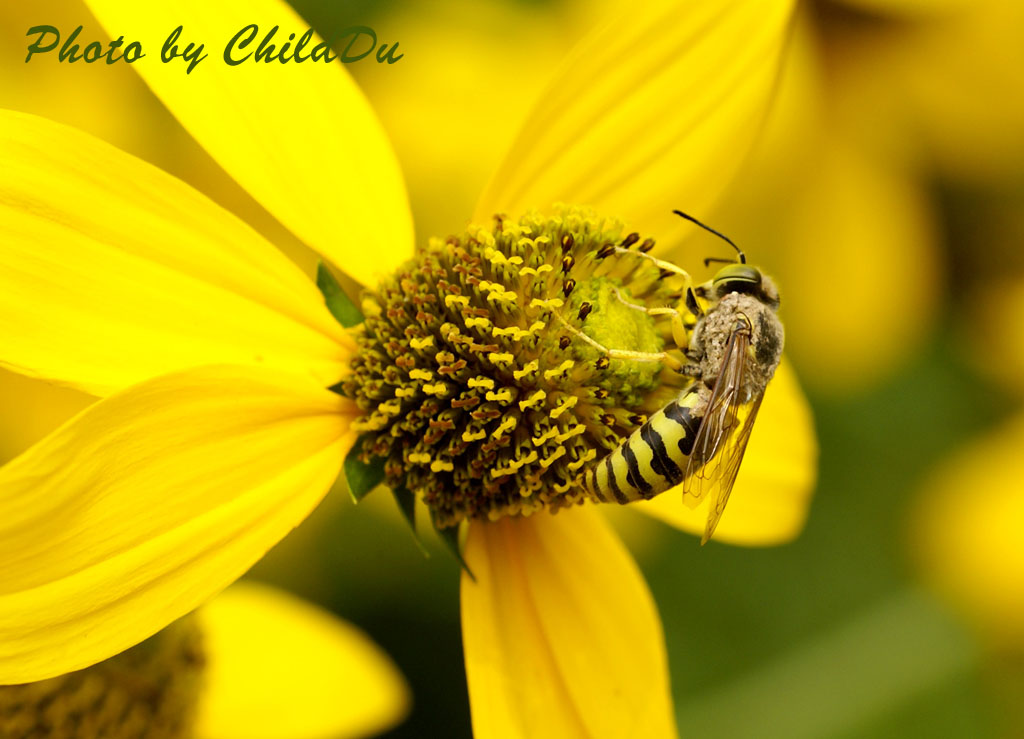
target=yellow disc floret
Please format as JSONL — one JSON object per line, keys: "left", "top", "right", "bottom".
{"left": 343, "top": 207, "right": 687, "bottom": 527}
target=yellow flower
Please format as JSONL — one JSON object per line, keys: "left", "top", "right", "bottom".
{"left": 0, "top": 581, "right": 408, "bottom": 739}
{"left": 910, "top": 416, "right": 1024, "bottom": 648}
{"left": 195, "top": 583, "right": 408, "bottom": 739}
{"left": 0, "top": 0, "right": 816, "bottom": 735}
{"left": 911, "top": 261, "right": 1024, "bottom": 649}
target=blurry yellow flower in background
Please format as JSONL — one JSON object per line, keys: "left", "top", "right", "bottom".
{"left": 911, "top": 417, "right": 1024, "bottom": 648}
{"left": 713, "top": 0, "right": 1024, "bottom": 395}
{"left": 0, "top": 582, "right": 408, "bottom": 739}
{"left": 0, "top": 1, "right": 816, "bottom": 737}
{"left": 905, "top": 118, "right": 1024, "bottom": 729}
{"left": 911, "top": 261, "right": 1024, "bottom": 650}
{"left": 829, "top": 0, "right": 1024, "bottom": 185}
{"left": 909, "top": 394, "right": 1024, "bottom": 730}
{"left": 958, "top": 193, "right": 1024, "bottom": 397}
{"left": 195, "top": 583, "right": 408, "bottom": 739}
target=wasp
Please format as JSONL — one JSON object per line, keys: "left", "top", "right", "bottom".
{"left": 577, "top": 211, "right": 784, "bottom": 544}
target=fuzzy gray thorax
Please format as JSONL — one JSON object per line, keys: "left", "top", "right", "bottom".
{"left": 691, "top": 292, "right": 784, "bottom": 402}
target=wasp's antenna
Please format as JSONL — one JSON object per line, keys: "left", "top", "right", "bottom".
{"left": 673, "top": 209, "right": 745, "bottom": 264}
{"left": 702, "top": 257, "right": 735, "bottom": 268}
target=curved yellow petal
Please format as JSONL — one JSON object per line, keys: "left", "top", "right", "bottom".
{"left": 636, "top": 361, "right": 818, "bottom": 546}
{"left": 475, "top": 0, "right": 796, "bottom": 240}
{"left": 716, "top": 8, "right": 826, "bottom": 208}
{"left": 196, "top": 582, "right": 409, "bottom": 739}
{"left": 0, "top": 110, "right": 351, "bottom": 397}
{"left": 83, "top": 0, "right": 414, "bottom": 287}
{"left": 461, "top": 507, "right": 677, "bottom": 739}
{"left": 0, "top": 365, "right": 353, "bottom": 684}
{"left": 911, "top": 415, "right": 1024, "bottom": 647}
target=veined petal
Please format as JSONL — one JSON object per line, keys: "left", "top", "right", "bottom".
{"left": 196, "top": 582, "right": 409, "bottom": 739}
{"left": 475, "top": 0, "right": 796, "bottom": 241}
{"left": 83, "top": 0, "right": 414, "bottom": 287}
{"left": 0, "top": 111, "right": 351, "bottom": 397}
{"left": 0, "top": 365, "right": 353, "bottom": 684}
{"left": 461, "top": 507, "right": 677, "bottom": 739}
{"left": 636, "top": 361, "right": 818, "bottom": 546}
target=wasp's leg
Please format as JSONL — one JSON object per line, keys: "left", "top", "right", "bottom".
{"left": 684, "top": 287, "right": 705, "bottom": 318}
{"left": 554, "top": 312, "right": 684, "bottom": 372}
{"left": 609, "top": 286, "right": 693, "bottom": 351}
{"left": 692, "top": 283, "right": 712, "bottom": 301}
{"left": 680, "top": 358, "right": 703, "bottom": 379}
{"left": 609, "top": 246, "right": 694, "bottom": 285}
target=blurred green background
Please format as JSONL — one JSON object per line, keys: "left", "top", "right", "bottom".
{"left": 4, "top": 0, "right": 1024, "bottom": 736}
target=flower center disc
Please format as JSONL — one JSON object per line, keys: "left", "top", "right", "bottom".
{"left": 0, "top": 618, "right": 204, "bottom": 739}
{"left": 343, "top": 207, "right": 685, "bottom": 527}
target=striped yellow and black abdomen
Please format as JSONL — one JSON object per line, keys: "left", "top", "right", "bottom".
{"left": 581, "top": 390, "right": 703, "bottom": 503}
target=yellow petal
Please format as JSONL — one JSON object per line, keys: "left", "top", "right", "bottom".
{"left": 83, "top": 0, "right": 414, "bottom": 287}
{"left": 636, "top": 361, "right": 818, "bottom": 546}
{"left": 0, "top": 110, "right": 351, "bottom": 397}
{"left": 196, "top": 582, "right": 409, "bottom": 739}
{"left": 0, "top": 370, "right": 91, "bottom": 462}
{"left": 911, "top": 414, "right": 1024, "bottom": 647}
{"left": 461, "top": 507, "right": 677, "bottom": 739}
{"left": 475, "top": 0, "right": 796, "bottom": 240}
{"left": 0, "top": 365, "right": 353, "bottom": 684}
{"left": 717, "top": 8, "right": 826, "bottom": 209}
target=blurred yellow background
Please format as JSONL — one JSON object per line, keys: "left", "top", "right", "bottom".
{"left": 3, "top": 0, "right": 1024, "bottom": 736}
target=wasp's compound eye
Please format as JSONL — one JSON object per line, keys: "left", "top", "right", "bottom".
{"left": 712, "top": 264, "right": 762, "bottom": 297}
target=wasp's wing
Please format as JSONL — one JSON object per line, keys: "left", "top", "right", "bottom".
{"left": 682, "top": 328, "right": 762, "bottom": 544}
{"left": 683, "top": 329, "right": 748, "bottom": 503}
{"left": 697, "top": 393, "right": 764, "bottom": 544}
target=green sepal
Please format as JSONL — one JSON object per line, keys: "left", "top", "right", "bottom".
{"left": 391, "top": 486, "right": 429, "bottom": 557}
{"left": 343, "top": 436, "right": 385, "bottom": 503}
{"left": 316, "top": 261, "right": 364, "bottom": 328}
{"left": 434, "top": 520, "right": 475, "bottom": 581}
